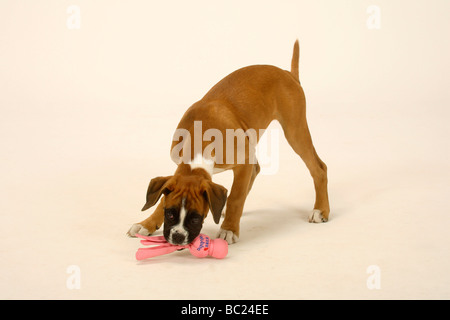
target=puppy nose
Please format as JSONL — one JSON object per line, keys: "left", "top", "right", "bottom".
{"left": 171, "top": 231, "right": 186, "bottom": 244}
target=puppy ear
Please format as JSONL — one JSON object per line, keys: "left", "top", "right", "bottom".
{"left": 203, "top": 181, "right": 228, "bottom": 224}
{"left": 141, "top": 176, "right": 174, "bottom": 211}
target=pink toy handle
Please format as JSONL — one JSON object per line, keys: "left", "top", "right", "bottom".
{"left": 136, "top": 246, "right": 180, "bottom": 260}
{"left": 136, "top": 234, "right": 167, "bottom": 244}
{"left": 140, "top": 239, "right": 168, "bottom": 246}
{"left": 135, "top": 234, "right": 186, "bottom": 260}
{"left": 134, "top": 233, "right": 228, "bottom": 260}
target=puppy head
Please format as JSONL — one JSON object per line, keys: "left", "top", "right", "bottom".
{"left": 141, "top": 167, "right": 227, "bottom": 245}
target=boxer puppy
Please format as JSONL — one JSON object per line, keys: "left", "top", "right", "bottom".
{"left": 128, "top": 40, "right": 330, "bottom": 244}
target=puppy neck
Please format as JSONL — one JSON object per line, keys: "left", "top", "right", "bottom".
{"left": 175, "top": 154, "right": 215, "bottom": 179}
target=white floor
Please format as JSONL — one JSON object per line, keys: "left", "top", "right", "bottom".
{"left": 1, "top": 101, "right": 449, "bottom": 299}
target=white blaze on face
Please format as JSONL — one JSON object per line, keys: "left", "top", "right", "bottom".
{"left": 169, "top": 197, "right": 189, "bottom": 244}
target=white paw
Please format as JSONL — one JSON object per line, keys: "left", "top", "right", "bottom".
{"left": 217, "top": 228, "right": 239, "bottom": 244}
{"left": 127, "top": 223, "right": 150, "bottom": 237}
{"left": 309, "top": 209, "right": 328, "bottom": 223}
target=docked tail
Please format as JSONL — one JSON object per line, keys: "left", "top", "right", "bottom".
{"left": 290, "top": 39, "right": 300, "bottom": 83}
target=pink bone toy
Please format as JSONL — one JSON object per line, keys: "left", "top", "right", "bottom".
{"left": 135, "top": 233, "right": 228, "bottom": 260}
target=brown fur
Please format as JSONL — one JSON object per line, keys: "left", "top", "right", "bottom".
{"left": 137, "top": 164, "right": 228, "bottom": 234}
{"left": 129, "top": 40, "right": 330, "bottom": 242}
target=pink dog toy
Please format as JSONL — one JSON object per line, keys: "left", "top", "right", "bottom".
{"left": 135, "top": 233, "right": 228, "bottom": 260}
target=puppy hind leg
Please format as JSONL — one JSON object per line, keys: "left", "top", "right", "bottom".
{"left": 282, "top": 121, "right": 330, "bottom": 223}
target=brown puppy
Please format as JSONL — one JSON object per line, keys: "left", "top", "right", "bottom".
{"left": 128, "top": 41, "right": 330, "bottom": 244}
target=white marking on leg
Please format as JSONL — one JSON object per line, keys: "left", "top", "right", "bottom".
{"left": 309, "top": 209, "right": 327, "bottom": 223}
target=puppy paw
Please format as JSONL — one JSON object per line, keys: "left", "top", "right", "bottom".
{"left": 308, "top": 209, "right": 328, "bottom": 223}
{"left": 127, "top": 223, "right": 151, "bottom": 237}
{"left": 217, "top": 228, "right": 239, "bottom": 244}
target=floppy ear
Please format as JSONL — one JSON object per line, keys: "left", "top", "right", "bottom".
{"left": 141, "top": 176, "right": 174, "bottom": 211}
{"left": 203, "top": 181, "right": 228, "bottom": 224}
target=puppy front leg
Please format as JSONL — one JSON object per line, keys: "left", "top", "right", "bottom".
{"left": 217, "top": 164, "right": 253, "bottom": 244}
{"left": 127, "top": 201, "right": 164, "bottom": 237}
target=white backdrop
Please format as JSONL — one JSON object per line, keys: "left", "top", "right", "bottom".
{"left": 1, "top": 0, "right": 449, "bottom": 299}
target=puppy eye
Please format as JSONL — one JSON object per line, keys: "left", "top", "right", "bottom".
{"left": 189, "top": 213, "right": 202, "bottom": 225}
{"left": 166, "top": 212, "right": 174, "bottom": 220}
{"left": 191, "top": 217, "right": 200, "bottom": 224}
{"left": 164, "top": 208, "right": 177, "bottom": 220}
